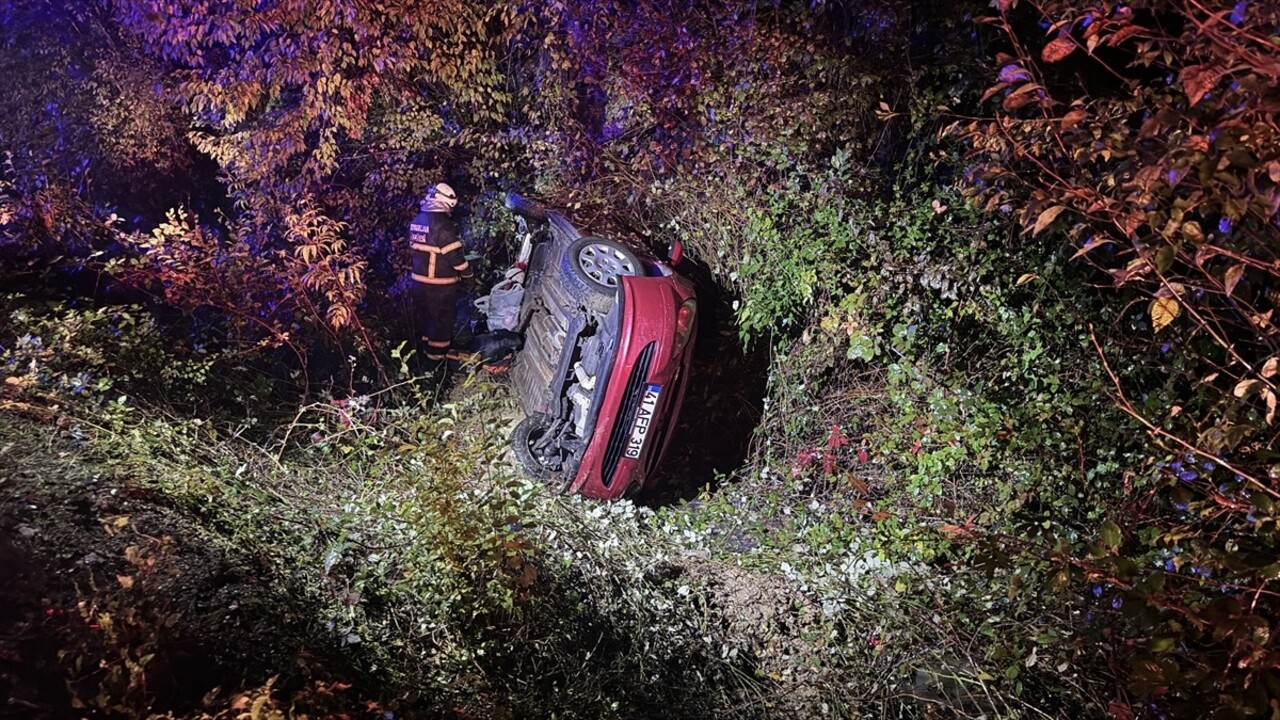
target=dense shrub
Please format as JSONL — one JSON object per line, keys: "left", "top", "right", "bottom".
{"left": 0, "top": 297, "right": 233, "bottom": 408}
{"left": 13, "top": 0, "right": 1279, "bottom": 716}
{"left": 958, "top": 1, "right": 1280, "bottom": 715}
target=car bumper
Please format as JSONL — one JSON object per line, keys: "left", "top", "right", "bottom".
{"left": 570, "top": 275, "right": 696, "bottom": 499}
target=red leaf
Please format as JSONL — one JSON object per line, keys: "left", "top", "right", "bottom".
{"left": 1118, "top": 212, "right": 1145, "bottom": 239}
{"left": 857, "top": 447, "right": 869, "bottom": 464}
{"left": 827, "top": 425, "right": 850, "bottom": 450}
{"left": 1003, "top": 92, "right": 1037, "bottom": 112}
{"left": 1109, "top": 701, "right": 1135, "bottom": 720}
{"left": 823, "top": 425, "right": 849, "bottom": 475}
{"left": 1042, "top": 36, "right": 1076, "bottom": 63}
{"left": 1060, "top": 108, "right": 1088, "bottom": 129}
{"left": 1106, "top": 24, "right": 1146, "bottom": 46}
{"left": 1180, "top": 64, "right": 1223, "bottom": 107}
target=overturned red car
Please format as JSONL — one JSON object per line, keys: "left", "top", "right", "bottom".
{"left": 502, "top": 193, "right": 696, "bottom": 500}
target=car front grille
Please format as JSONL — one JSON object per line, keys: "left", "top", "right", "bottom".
{"left": 600, "top": 341, "right": 656, "bottom": 489}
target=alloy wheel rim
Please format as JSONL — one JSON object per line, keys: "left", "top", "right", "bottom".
{"left": 578, "top": 242, "right": 637, "bottom": 287}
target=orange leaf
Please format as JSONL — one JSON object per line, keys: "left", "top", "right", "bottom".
{"left": 1072, "top": 236, "right": 1114, "bottom": 259}
{"left": 1262, "top": 357, "right": 1278, "bottom": 379}
{"left": 1234, "top": 379, "right": 1260, "bottom": 398}
{"left": 1106, "top": 25, "right": 1146, "bottom": 46}
{"left": 1267, "top": 390, "right": 1277, "bottom": 425}
{"left": 1224, "top": 263, "right": 1245, "bottom": 296}
{"left": 1150, "top": 297, "right": 1180, "bottom": 333}
{"left": 1109, "top": 701, "right": 1136, "bottom": 720}
{"left": 1033, "top": 205, "right": 1068, "bottom": 235}
{"left": 1133, "top": 165, "right": 1163, "bottom": 192}
{"left": 1060, "top": 108, "right": 1088, "bottom": 129}
{"left": 1042, "top": 36, "right": 1076, "bottom": 63}
{"left": 518, "top": 563, "right": 538, "bottom": 588}
{"left": 981, "top": 82, "right": 1010, "bottom": 103}
{"left": 1119, "top": 212, "right": 1145, "bottom": 239}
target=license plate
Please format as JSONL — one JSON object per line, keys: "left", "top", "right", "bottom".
{"left": 624, "top": 384, "right": 662, "bottom": 459}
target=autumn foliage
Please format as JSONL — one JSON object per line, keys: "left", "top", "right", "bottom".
{"left": 961, "top": 0, "right": 1279, "bottom": 433}
{"left": 6, "top": 0, "right": 1280, "bottom": 716}
{"left": 959, "top": 0, "right": 1280, "bottom": 714}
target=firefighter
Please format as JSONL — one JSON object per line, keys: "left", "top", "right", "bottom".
{"left": 409, "top": 182, "right": 474, "bottom": 366}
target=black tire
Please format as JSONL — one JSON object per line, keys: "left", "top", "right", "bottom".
{"left": 561, "top": 236, "right": 640, "bottom": 314}
{"left": 512, "top": 413, "right": 571, "bottom": 486}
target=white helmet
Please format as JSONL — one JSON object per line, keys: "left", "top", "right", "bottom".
{"left": 423, "top": 182, "right": 458, "bottom": 212}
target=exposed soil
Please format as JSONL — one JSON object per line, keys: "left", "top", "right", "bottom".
{"left": 680, "top": 558, "right": 831, "bottom": 712}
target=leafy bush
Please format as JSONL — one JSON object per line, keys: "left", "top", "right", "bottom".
{"left": 1, "top": 297, "right": 228, "bottom": 407}
{"left": 956, "top": 1, "right": 1280, "bottom": 715}
{"left": 15, "top": 0, "right": 1270, "bottom": 716}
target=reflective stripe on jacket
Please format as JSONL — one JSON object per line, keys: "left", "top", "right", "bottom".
{"left": 409, "top": 211, "right": 473, "bottom": 285}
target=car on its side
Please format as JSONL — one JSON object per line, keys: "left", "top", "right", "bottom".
{"left": 503, "top": 193, "right": 696, "bottom": 500}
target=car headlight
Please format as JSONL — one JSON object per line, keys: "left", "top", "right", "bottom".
{"left": 675, "top": 298, "right": 697, "bottom": 351}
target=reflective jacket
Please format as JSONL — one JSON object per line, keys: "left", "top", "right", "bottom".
{"left": 409, "top": 211, "right": 473, "bottom": 285}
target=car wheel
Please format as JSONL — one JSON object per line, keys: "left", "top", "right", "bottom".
{"left": 562, "top": 236, "right": 640, "bottom": 313}
{"left": 512, "top": 413, "right": 571, "bottom": 486}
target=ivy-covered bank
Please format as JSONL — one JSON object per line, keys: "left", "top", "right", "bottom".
{"left": 3, "top": 0, "right": 1279, "bottom": 718}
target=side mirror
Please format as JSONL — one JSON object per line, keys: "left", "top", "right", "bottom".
{"left": 667, "top": 239, "right": 684, "bottom": 266}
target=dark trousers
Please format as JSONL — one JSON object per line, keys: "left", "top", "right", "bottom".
{"left": 412, "top": 281, "right": 458, "bottom": 361}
